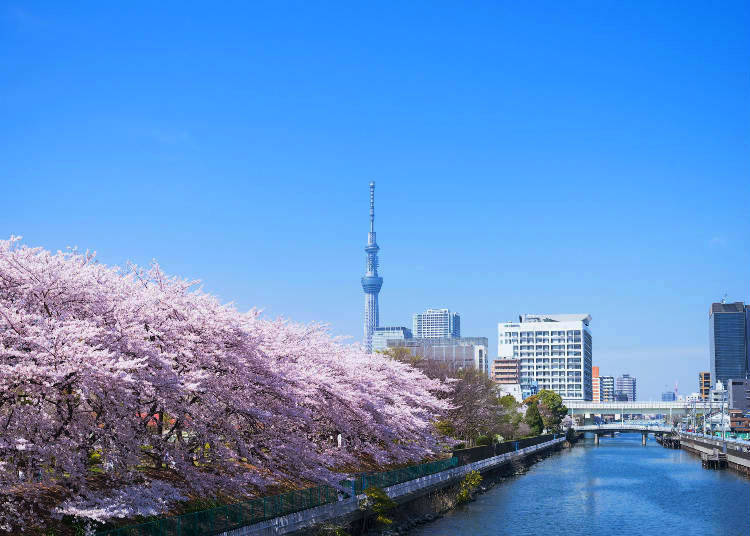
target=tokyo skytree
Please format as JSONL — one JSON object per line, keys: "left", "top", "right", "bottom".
{"left": 361, "top": 182, "right": 383, "bottom": 353}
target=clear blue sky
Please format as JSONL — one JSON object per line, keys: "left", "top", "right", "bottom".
{"left": 2, "top": 2, "right": 749, "bottom": 399}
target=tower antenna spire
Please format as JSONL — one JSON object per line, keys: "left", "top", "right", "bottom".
{"left": 362, "top": 181, "right": 383, "bottom": 353}
{"left": 369, "top": 181, "right": 375, "bottom": 233}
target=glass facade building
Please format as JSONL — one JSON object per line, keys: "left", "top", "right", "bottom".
{"left": 412, "top": 309, "right": 460, "bottom": 339}
{"left": 371, "top": 326, "right": 412, "bottom": 352}
{"left": 387, "top": 337, "right": 488, "bottom": 375}
{"left": 615, "top": 374, "right": 637, "bottom": 402}
{"left": 709, "top": 302, "right": 748, "bottom": 388}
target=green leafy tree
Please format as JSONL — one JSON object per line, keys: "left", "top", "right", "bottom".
{"left": 536, "top": 390, "right": 568, "bottom": 432}
{"left": 498, "top": 394, "right": 518, "bottom": 411}
{"left": 524, "top": 401, "right": 544, "bottom": 435}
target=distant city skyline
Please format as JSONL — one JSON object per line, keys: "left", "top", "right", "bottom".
{"left": 2, "top": 3, "right": 749, "bottom": 399}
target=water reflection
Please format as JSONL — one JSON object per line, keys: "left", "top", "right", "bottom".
{"left": 410, "top": 433, "right": 750, "bottom": 536}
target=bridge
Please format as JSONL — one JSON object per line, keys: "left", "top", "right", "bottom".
{"left": 573, "top": 423, "right": 674, "bottom": 445}
{"left": 566, "top": 400, "right": 691, "bottom": 416}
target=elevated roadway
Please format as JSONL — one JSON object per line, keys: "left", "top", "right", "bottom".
{"left": 572, "top": 422, "right": 675, "bottom": 445}
{"left": 566, "top": 400, "right": 691, "bottom": 416}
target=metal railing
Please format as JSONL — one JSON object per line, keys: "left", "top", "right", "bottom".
{"left": 348, "top": 456, "right": 458, "bottom": 495}
{"left": 574, "top": 423, "right": 673, "bottom": 432}
{"left": 681, "top": 431, "right": 750, "bottom": 449}
{"left": 97, "top": 485, "right": 339, "bottom": 536}
{"left": 97, "top": 457, "right": 458, "bottom": 536}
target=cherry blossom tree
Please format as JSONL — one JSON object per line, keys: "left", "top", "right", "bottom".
{"left": 0, "top": 237, "right": 449, "bottom": 532}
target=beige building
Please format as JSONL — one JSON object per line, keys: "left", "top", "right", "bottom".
{"left": 493, "top": 359, "right": 520, "bottom": 384}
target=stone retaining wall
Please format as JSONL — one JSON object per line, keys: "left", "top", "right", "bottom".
{"left": 221, "top": 437, "right": 566, "bottom": 536}
{"left": 680, "top": 434, "right": 750, "bottom": 476}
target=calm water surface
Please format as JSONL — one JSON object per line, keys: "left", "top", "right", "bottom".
{"left": 412, "top": 434, "right": 750, "bottom": 536}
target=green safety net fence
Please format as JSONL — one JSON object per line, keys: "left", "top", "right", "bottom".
{"left": 97, "top": 457, "right": 457, "bottom": 536}
{"left": 348, "top": 456, "right": 458, "bottom": 495}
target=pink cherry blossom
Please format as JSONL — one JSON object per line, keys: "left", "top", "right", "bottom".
{"left": 0, "top": 237, "right": 449, "bottom": 531}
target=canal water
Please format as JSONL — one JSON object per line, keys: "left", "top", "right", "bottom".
{"left": 411, "top": 433, "right": 750, "bottom": 536}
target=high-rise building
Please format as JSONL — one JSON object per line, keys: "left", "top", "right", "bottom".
{"left": 361, "top": 182, "right": 383, "bottom": 353}
{"left": 615, "top": 374, "right": 637, "bottom": 402}
{"left": 661, "top": 391, "right": 677, "bottom": 401}
{"left": 387, "top": 337, "right": 488, "bottom": 375}
{"left": 413, "top": 309, "right": 460, "bottom": 339}
{"left": 709, "top": 302, "right": 747, "bottom": 387}
{"left": 492, "top": 359, "right": 520, "bottom": 384}
{"left": 699, "top": 371, "right": 711, "bottom": 400}
{"left": 498, "top": 314, "right": 592, "bottom": 401}
{"left": 372, "top": 326, "right": 412, "bottom": 353}
{"left": 592, "top": 366, "right": 601, "bottom": 402}
{"left": 600, "top": 376, "right": 615, "bottom": 402}
{"left": 727, "top": 378, "right": 750, "bottom": 413}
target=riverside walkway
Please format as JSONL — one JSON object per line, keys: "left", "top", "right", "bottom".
{"left": 679, "top": 432, "right": 750, "bottom": 475}
{"left": 97, "top": 435, "right": 566, "bottom": 536}
{"left": 222, "top": 435, "right": 566, "bottom": 536}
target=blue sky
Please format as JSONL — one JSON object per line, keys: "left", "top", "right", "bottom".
{"left": 2, "top": 2, "right": 749, "bottom": 399}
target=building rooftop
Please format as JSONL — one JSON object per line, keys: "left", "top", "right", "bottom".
{"left": 710, "top": 302, "right": 745, "bottom": 314}
{"left": 388, "top": 336, "right": 487, "bottom": 346}
{"left": 519, "top": 314, "right": 592, "bottom": 325}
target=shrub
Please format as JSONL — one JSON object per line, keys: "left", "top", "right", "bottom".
{"left": 456, "top": 470, "right": 482, "bottom": 504}
{"left": 360, "top": 486, "right": 397, "bottom": 526}
{"left": 476, "top": 435, "right": 492, "bottom": 446}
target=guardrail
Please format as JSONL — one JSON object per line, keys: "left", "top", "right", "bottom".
{"left": 97, "top": 457, "right": 458, "bottom": 536}
{"left": 96, "top": 434, "right": 563, "bottom": 536}
{"left": 348, "top": 457, "right": 458, "bottom": 495}
{"left": 680, "top": 431, "right": 750, "bottom": 449}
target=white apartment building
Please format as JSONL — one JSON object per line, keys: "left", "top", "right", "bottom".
{"left": 498, "top": 314, "right": 593, "bottom": 401}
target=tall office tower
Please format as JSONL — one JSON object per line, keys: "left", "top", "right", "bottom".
{"left": 371, "top": 326, "right": 412, "bottom": 353}
{"left": 387, "top": 337, "right": 489, "bottom": 375}
{"left": 661, "top": 390, "right": 677, "bottom": 401}
{"left": 615, "top": 374, "right": 637, "bottom": 402}
{"left": 492, "top": 359, "right": 521, "bottom": 384}
{"left": 413, "top": 309, "right": 460, "bottom": 338}
{"left": 699, "top": 371, "right": 711, "bottom": 400}
{"left": 709, "top": 302, "right": 747, "bottom": 387}
{"left": 592, "top": 366, "right": 601, "bottom": 402}
{"left": 600, "top": 376, "right": 615, "bottom": 402}
{"left": 361, "top": 182, "right": 383, "bottom": 353}
{"left": 498, "top": 314, "right": 593, "bottom": 401}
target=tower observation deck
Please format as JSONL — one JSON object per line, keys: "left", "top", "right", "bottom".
{"left": 361, "top": 182, "right": 383, "bottom": 353}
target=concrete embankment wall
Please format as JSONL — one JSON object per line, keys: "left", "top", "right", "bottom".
{"left": 221, "top": 437, "right": 566, "bottom": 536}
{"left": 680, "top": 434, "right": 750, "bottom": 476}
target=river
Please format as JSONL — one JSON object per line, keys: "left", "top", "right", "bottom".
{"left": 410, "top": 433, "right": 750, "bottom": 536}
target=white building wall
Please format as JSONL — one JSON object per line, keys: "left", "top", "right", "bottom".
{"left": 497, "top": 314, "right": 593, "bottom": 401}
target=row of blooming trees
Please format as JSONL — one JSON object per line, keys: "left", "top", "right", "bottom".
{"left": 0, "top": 237, "right": 450, "bottom": 532}
{"left": 380, "top": 348, "right": 531, "bottom": 445}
